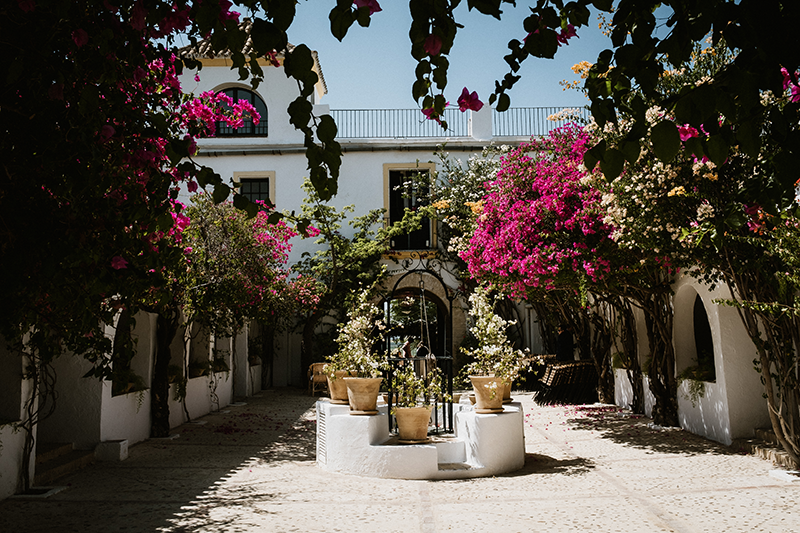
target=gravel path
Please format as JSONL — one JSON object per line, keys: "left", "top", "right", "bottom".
{"left": 1, "top": 388, "right": 798, "bottom": 533}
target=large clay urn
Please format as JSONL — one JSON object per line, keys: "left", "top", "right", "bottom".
{"left": 326, "top": 370, "right": 352, "bottom": 405}
{"left": 344, "top": 377, "right": 383, "bottom": 415}
{"left": 469, "top": 375, "right": 505, "bottom": 414}
{"left": 394, "top": 405, "right": 432, "bottom": 443}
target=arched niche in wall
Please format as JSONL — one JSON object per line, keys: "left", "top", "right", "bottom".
{"left": 673, "top": 284, "right": 716, "bottom": 382}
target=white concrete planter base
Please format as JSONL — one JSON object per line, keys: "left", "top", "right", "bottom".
{"left": 316, "top": 399, "right": 525, "bottom": 480}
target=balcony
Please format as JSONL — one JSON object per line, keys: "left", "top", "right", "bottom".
{"left": 330, "top": 107, "right": 588, "bottom": 140}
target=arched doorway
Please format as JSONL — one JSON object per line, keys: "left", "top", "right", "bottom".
{"left": 384, "top": 270, "right": 453, "bottom": 360}
{"left": 383, "top": 268, "right": 455, "bottom": 433}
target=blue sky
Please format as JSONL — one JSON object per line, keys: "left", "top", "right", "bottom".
{"left": 287, "top": 1, "right": 614, "bottom": 111}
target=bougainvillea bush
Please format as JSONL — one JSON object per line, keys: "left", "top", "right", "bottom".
{"left": 462, "top": 123, "right": 615, "bottom": 297}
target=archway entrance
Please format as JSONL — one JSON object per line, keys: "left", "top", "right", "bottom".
{"left": 383, "top": 268, "right": 455, "bottom": 433}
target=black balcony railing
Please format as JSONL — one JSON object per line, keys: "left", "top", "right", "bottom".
{"left": 329, "top": 107, "right": 588, "bottom": 139}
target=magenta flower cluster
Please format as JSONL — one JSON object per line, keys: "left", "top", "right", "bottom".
{"left": 462, "top": 124, "right": 614, "bottom": 297}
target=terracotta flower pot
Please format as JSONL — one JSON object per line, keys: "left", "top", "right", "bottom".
{"left": 326, "top": 370, "right": 352, "bottom": 405}
{"left": 469, "top": 375, "right": 505, "bottom": 413}
{"left": 344, "top": 377, "right": 383, "bottom": 415}
{"left": 395, "top": 405, "right": 432, "bottom": 443}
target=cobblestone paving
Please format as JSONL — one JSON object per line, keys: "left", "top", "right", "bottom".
{"left": 1, "top": 388, "right": 798, "bottom": 533}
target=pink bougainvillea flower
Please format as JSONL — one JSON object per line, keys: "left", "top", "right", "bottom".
{"left": 99, "top": 125, "right": 115, "bottom": 142}
{"left": 17, "top": 0, "right": 35, "bottom": 13}
{"left": 457, "top": 87, "right": 484, "bottom": 112}
{"left": 678, "top": 124, "right": 699, "bottom": 141}
{"left": 791, "top": 85, "right": 800, "bottom": 103}
{"left": 422, "top": 103, "right": 448, "bottom": 123}
{"left": 556, "top": 24, "right": 578, "bottom": 46}
{"left": 111, "top": 256, "right": 128, "bottom": 270}
{"left": 218, "top": 0, "right": 240, "bottom": 23}
{"left": 424, "top": 34, "right": 442, "bottom": 56}
{"left": 72, "top": 29, "right": 89, "bottom": 48}
{"left": 781, "top": 67, "right": 794, "bottom": 90}
{"left": 265, "top": 50, "right": 280, "bottom": 67}
{"left": 780, "top": 67, "right": 800, "bottom": 102}
{"left": 354, "top": 0, "right": 382, "bottom": 15}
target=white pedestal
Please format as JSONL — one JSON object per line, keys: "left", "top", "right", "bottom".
{"left": 316, "top": 400, "right": 524, "bottom": 480}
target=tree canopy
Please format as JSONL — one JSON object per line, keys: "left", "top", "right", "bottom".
{"left": 4, "top": 0, "right": 799, "bottom": 368}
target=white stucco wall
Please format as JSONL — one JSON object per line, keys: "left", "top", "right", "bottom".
{"left": 0, "top": 346, "right": 36, "bottom": 499}
{"left": 37, "top": 352, "right": 103, "bottom": 450}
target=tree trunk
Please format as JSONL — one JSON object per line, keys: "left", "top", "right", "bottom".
{"left": 260, "top": 323, "right": 275, "bottom": 388}
{"left": 620, "top": 300, "right": 645, "bottom": 414}
{"left": 589, "top": 303, "right": 615, "bottom": 404}
{"left": 151, "top": 310, "right": 179, "bottom": 438}
{"left": 642, "top": 296, "right": 678, "bottom": 427}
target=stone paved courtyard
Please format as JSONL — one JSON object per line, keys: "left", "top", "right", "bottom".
{"left": 1, "top": 388, "right": 798, "bottom": 533}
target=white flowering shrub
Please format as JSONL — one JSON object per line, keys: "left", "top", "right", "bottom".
{"left": 461, "top": 286, "right": 528, "bottom": 381}
{"left": 326, "top": 287, "right": 387, "bottom": 378}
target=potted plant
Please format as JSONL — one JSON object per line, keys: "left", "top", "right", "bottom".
{"left": 462, "top": 286, "right": 529, "bottom": 412}
{"left": 391, "top": 364, "right": 449, "bottom": 442}
{"left": 325, "top": 288, "right": 387, "bottom": 414}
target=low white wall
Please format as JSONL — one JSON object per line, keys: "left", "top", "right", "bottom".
{"left": 677, "top": 379, "right": 731, "bottom": 444}
{"left": 37, "top": 353, "right": 102, "bottom": 449}
{"left": 614, "top": 369, "right": 655, "bottom": 418}
{"left": 0, "top": 423, "right": 28, "bottom": 499}
{"left": 99, "top": 381, "right": 151, "bottom": 446}
{"left": 0, "top": 373, "right": 36, "bottom": 500}
{"left": 182, "top": 371, "right": 234, "bottom": 421}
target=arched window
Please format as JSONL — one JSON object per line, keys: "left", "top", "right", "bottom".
{"left": 216, "top": 88, "right": 267, "bottom": 137}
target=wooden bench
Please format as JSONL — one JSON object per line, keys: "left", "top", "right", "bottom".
{"left": 535, "top": 360, "right": 598, "bottom": 405}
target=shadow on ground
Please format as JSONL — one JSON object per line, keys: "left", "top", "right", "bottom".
{"left": 561, "top": 404, "right": 737, "bottom": 456}
{"left": 0, "top": 387, "right": 319, "bottom": 533}
{"left": 511, "top": 453, "right": 595, "bottom": 476}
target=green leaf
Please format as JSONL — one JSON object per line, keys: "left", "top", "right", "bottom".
{"left": 329, "top": 5, "right": 355, "bottom": 41}
{"left": 267, "top": 0, "right": 297, "bottom": 31}
{"left": 585, "top": 139, "right": 607, "bottom": 172}
{"left": 212, "top": 183, "right": 231, "bottom": 204}
{"left": 283, "top": 44, "right": 315, "bottom": 80}
{"left": 355, "top": 5, "right": 372, "bottom": 27}
{"left": 651, "top": 120, "right": 681, "bottom": 162}
{"left": 245, "top": 202, "right": 260, "bottom": 218}
{"left": 232, "top": 193, "right": 249, "bottom": 210}
{"left": 736, "top": 120, "right": 761, "bottom": 158}
{"left": 684, "top": 136, "right": 705, "bottom": 160}
{"left": 250, "top": 19, "right": 288, "bottom": 54}
{"left": 288, "top": 97, "right": 313, "bottom": 129}
{"left": 620, "top": 140, "right": 641, "bottom": 163}
{"left": 496, "top": 93, "right": 510, "bottom": 112}
{"left": 599, "top": 148, "right": 624, "bottom": 179}
{"left": 317, "top": 115, "right": 338, "bottom": 143}
{"left": 705, "top": 135, "right": 729, "bottom": 166}
{"left": 467, "top": 0, "right": 504, "bottom": 19}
